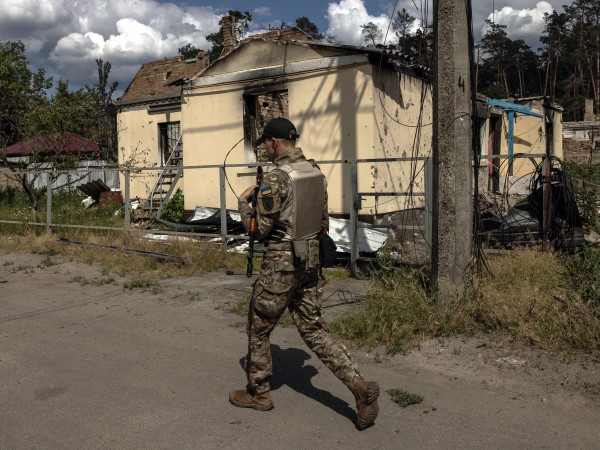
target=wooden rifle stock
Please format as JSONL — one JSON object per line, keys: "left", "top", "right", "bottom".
{"left": 246, "top": 166, "right": 263, "bottom": 277}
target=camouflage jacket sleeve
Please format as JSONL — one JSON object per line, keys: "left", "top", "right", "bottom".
{"left": 238, "top": 169, "right": 289, "bottom": 241}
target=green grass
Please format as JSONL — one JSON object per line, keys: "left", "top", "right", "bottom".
{"left": 122, "top": 278, "right": 162, "bottom": 293}
{"left": 387, "top": 389, "right": 423, "bottom": 407}
{"left": 69, "top": 275, "right": 116, "bottom": 286}
{"left": 330, "top": 247, "right": 600, "bottom": 356}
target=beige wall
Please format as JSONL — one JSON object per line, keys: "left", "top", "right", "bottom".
{"left": 117, "top": 105, "right": 182, "bottom": 200}
{"left": 182, "top": 63, "right": 399, "bottom": 214}
{"left": 181, "top": 62, "right": 432, "bottom": 215}
{"left": 369, "top": 70, "right": 433, "bottom": 213}
{"left": 482, "top": 105, "right": 563, "bottom": 183}
{"left": 507, "top": 114, "right": 545, "bottom": 177}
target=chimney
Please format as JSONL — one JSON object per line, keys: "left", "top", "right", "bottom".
{"left": 196, "top": 50, "right": 210, "bottom": 67}
{"left": 221, "top": 16, "right": 236, "bottom": 57}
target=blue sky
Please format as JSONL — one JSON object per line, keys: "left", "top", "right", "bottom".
{"left": 0, "top": 0, "right": 564, "bottom": 97}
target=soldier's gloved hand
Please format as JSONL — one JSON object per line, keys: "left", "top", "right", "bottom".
{"left": 239, "top": 184, "right": 258, "bottom": 203}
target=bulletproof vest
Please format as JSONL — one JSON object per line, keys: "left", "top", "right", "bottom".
{"left": 277, "top": 160, "right": 324, "bottom": 240}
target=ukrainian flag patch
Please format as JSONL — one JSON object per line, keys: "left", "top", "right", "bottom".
{"left": 261, "top": 186, "right": 273, "bottom": 196}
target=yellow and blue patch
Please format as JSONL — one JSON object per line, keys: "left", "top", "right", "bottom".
{"left": 260, "top": 186, "right": 273, "bottom": 196}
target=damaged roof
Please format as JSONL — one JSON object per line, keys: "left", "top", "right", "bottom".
{"left": 116, "top": 53, "right": 210, "bottom": 106}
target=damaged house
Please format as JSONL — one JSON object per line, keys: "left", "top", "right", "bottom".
{"left": 114, "top": 51, "right": 211, "bottom": 209}
{"left": 116, "top": 21, "right": 433, "bottom": 221}
{"left": 116, "top": 18, "right": 571, "bottom": 252}
{"left": 477, "top": 96, "right": 563, "bottom": 195}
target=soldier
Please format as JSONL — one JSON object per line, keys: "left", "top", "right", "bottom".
{"left": 229, "top": 117, "right": 379, "bottom": 430}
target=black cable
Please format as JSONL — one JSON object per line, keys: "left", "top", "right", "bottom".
{"left": 322, "top": 289, "right": 366, "bottom": 308}
{"left": 222, "top": 136, "right": 245, "bottom": 198}
{"left": 465, "top": 0, "right": 490, "bottom": 276}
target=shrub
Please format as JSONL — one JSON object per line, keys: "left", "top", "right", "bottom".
{"left": 160, "top": 188, "right": 184, "bottom": 223}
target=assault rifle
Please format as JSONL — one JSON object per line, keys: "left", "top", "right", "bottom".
{"left": 246, "top": 166, "right": 263, "bottom": 277}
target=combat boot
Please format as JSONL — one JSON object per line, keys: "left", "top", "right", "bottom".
{"left": 352, "top": 377, "right": 380, "bottom": 430}
{"left": 229, "top": 389, "right": 274, "bottom": 411}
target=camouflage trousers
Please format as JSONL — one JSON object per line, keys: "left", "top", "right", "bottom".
{"left": 245, "top": 248, "right": 360, "bottom": 395}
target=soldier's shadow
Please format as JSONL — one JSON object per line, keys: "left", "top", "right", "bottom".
{"left": 240, "top": 344, "right": 355, "bottom": 423}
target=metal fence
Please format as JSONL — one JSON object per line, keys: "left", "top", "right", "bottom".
{"left": 0, "top": 157, "right": 433, "bottom": 275}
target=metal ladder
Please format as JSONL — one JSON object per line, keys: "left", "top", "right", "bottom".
{"left": 144, "top": 133, "right": 183, "bottom": 217}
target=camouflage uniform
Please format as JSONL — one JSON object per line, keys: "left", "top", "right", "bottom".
{"left": 238, "top": 147, "right": 361, "bottom": 395}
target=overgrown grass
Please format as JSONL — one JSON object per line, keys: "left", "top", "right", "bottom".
{"left": 563, "top": 161, "right": 600, "bottom": 233}
{"left": 330, "top": 247, "right": 600, "bottom": 356}
{"left": 0, "top": 231, "right": 248, "bottom": 279}
{"left": 0, "top": 188, "right": 123, "bottom": 230}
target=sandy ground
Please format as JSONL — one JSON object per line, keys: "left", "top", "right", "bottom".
{"left": 1, "top": 250, "right": 599, "bottom": 450}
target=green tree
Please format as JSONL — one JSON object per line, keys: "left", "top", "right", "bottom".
{"left": 85, "top": 59, "right": 118, "bottom": 160}
{"left": 178, "top": 43, "right": 202, "bottom": 60}
{"left": 393, "top": 8, "right": 415, "bottom": 55}
{"left": 207, "top": 10, "right": 252, "bottom": 61}
{"left": 361, "top": 22, "right": 383, "bottom": 46}
{"left": 0, "top": 41, "right": 52, "bottom": 146}
{"left": 1, "top": 43, "right": 118, "bottom": 213}
{"left": 295, "top": 17, "right": 323, "bottom": 40}
{"left": 390, "top": 9, "right": 433, "bottom": 67}
{"left": 477, "top": 20, "right": 540, "bottom": 98}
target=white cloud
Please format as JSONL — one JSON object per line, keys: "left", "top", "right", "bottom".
{"left": 326, "top": 0, "right": 391, "bottom": 45}
{"left": 2, "top": 0, "right": 71, "bottom": 26}
{"left": 1, "top": 0, "right": 567, "bottom": 95}
{"left": 1, "top": 0, "right": 222, "bottom": 93}
{"left": 482, "top": 1, "right": 555, "bottom": 47}
{"left": 253, "top": 7, "right": 271, "bottom": 17}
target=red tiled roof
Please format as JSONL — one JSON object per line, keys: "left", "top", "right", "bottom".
{"left": 119, "top": 53, "right": 210, "bottom": 103}
{"left": 5, "top": 131, "right": 100, "bottom": 157}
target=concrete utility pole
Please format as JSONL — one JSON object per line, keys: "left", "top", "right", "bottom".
{"left": 432, "top": 0, "right": 474, "bottom": 300}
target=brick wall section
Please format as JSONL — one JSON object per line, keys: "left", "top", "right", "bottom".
{"left": 255, "top": 92, "right": 289, "bottom": 162}
{"left": 221, "top": 16, "right": 236, "bottom": 57}
{"left": 220, "top": 20, "right": 315, "bottom": 57}
{"left": 563, "top": 138, "right": 600, "bottom": 164}
{"left": 245, "top": 28, "right": 314, "bottom": 44}
{"left": 120, "top": 53, "right": 209, "bottom": 102}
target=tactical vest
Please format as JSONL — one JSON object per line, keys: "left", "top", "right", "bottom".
{"left": 276, "top": 160, "right": 324, "bottom": 241}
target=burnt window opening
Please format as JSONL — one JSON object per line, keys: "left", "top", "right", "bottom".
{"left": 158, "top": 121, "right": 182, "bottom": 166}
{"left": 243, "top": 90, "right": 288, "bottom": 163}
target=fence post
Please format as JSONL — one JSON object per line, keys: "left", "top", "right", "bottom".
{"left": 219, "top": 166, "right": 228, "bottom": 251}
{"left": 350, "top": 161, "right": 359, "bottom": 277}
{"left": 425, "top": 157, "right": 432, "bottom": 246}
{"left": 124, "top": 169, "right": 131, "bottom": 238}
{"left": 46, "top": 178, "right": 52, "bottom": 235}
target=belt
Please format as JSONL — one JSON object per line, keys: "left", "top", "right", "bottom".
{"left": 266, "top": 241, "right": 293, "bottom": 251}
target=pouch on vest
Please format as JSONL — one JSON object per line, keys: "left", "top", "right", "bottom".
{"left": 292, "top": 239, "right": 320, "bottom": 270}
{"left": 292, "top": 239, "right": 309, "bottom": 267}
{"left": 318, "top": 233, "right": 337, "bottom": 267}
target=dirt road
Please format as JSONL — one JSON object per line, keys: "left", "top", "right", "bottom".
{"left": 1, "top": 251, "right": 599, "bottom": 449}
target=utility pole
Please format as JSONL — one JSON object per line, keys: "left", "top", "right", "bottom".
{"left": 431, "top": 0, "right": 474, "bottom": 301}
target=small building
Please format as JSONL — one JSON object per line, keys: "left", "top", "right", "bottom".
{"left": 477, "top": 96, "right": 563, "bottom": 194}
{"left": 4, "top": 131, "right": 116, "bottom": 190}
{"left": 562, "top": 121, "right": 600, "bottom": 165}
{"left": 114, "top": 52, "right": 211, "bottom": 208}
{"left": 117, "top": 21, "right": 433, "bottom": 218}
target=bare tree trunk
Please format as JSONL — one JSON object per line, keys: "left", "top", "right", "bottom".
{"left": 502, "top": 69, "right": 510, "bottom": 97}
{"left": 518, "top": 68, "right": 524, "bottom": 98}
{"left": 544, "top": 44, "right": 552, "bottom": 96}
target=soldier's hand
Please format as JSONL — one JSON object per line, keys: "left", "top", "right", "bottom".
{"left": 239, "top": 185, "right": 258, "bottom": 203}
